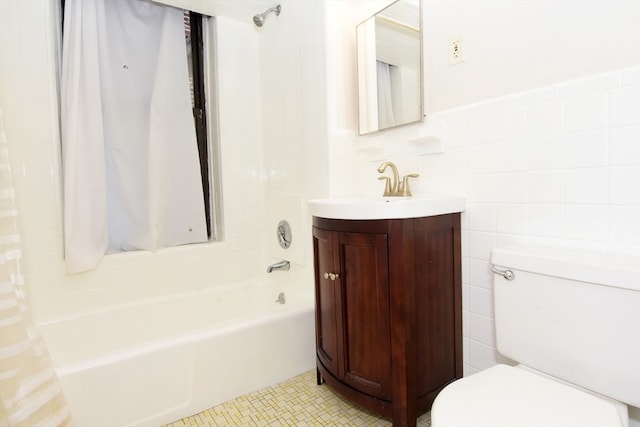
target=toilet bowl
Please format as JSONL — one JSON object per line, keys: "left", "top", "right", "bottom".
{"left": 431, "top": 246, "right": 640, "bottom": 427}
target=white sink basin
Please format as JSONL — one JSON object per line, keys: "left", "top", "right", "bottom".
{"left": 309, "top": 195, "right": 466, "bottom": 220}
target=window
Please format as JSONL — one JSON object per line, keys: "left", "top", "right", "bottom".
{"left": 60, "top": 0, "right": 222, "bottom": 272}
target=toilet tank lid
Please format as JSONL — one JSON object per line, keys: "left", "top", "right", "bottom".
{"left": 491, "top": 246, "right": 640, "bottom": 292}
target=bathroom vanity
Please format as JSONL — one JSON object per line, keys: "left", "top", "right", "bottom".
{"left": 310, "top": 197, "right": 464, "bottom": 427}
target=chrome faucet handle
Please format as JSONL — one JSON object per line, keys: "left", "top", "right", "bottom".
{"left": 378, "top": 176, "right": 393, "bottom": 197}
{"left": 399, "top": 173, "right": 420, "bottom": 197}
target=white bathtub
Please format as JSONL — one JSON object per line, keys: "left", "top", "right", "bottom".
{"left": 37, "top": 280, "right": 316, "bottom": 427}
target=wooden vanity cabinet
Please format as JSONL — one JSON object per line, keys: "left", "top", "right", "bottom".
{"left": 312, "top": 214, "right": 462, "bottom": 427}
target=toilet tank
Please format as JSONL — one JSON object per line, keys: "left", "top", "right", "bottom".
{"left": 491, "top": 246, "right": 640, "bottom": 408}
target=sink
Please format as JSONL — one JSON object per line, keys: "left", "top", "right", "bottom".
{"left": 308, "top": 195, "right": 466, "bottom": 220}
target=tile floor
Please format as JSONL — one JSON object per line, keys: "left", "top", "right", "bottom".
{"left": 163, "top": 370, "right": 432, "bottom": 426}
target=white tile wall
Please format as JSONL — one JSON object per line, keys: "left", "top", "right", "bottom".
{"left": 340, "top": 66, "right": 640, "bottom": 379}
{"left": 609, "top": 125, "right": 640, "bottom": 166}
{"left": 1, "top": 2, "right": 320, "bottom": 322}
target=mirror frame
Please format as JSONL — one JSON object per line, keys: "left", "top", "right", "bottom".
{"left": 356, "top": 0, "right": 423, "bottom": 135}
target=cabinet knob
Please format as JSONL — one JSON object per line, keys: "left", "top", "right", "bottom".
{"left": 323, "top": 272, "right": 340, "bottom": 281}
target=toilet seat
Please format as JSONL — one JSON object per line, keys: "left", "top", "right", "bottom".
{"left": 431, "top": 364, "right": 624, "bottom": 427}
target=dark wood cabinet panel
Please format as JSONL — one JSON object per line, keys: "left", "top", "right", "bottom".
{"left": 413, "top": 215, "right": 463, "bottom": 401}
{"left": 313, "top": 227, "right": 341, "bottom": 375}
{"left": 339, "top": 231, "right": 391, "bottom": 400}
{"left": 312, "top": 214, "right": 462, "bottom": 427}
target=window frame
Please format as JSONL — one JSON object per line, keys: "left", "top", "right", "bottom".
{"left": 187, "top": 11, "right": 212, "bottom": 238}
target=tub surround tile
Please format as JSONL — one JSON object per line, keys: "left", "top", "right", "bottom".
{"left": 466, "top": 174, "right": 495, "bottom": 203}
{"left": 443, "top": 119, "right": 468, "bottom": 148}
{"left": 608, "top": 206, "right": 640, "bottom": 246}
{"left": 467, "top": 145, "right": 495, "bottom": 174}
{"left": 528, "top": 205, "right": 565, "bottom": 238}
{"left": 528, "top": 170, "right": 564, "bottom": 204}
{"left": 469, "top": 313, "right": 497, "bottom": 348}
{"left": 609, "top": 85, "right": 640, "bottom": 127}
{"left": 527, "top": 135, "right": 564, "bottom": 170}
{"left": 467, "top": 258, "right": 492, "bottom": 289}
{"left": 495, "top": 173, "right": 527, "bottom": 203}
{"left": 467, "top": 231, "right": 496, "bottom": 261}
{"left": 609, "top": 166, "right": 640, "bottom": 205}
{"left": 564, "top": 130, "right": 608, "bottom": 168}
{"left": 495, "top": 141, "right": 527, "bottom": 173}
{"left": 609, "top": 125, "right": 640, "bottom": 166}
{"left": 467, "top": 114, "right": 494, "bottom": 146}
{"left": 494, "top": 109, "right": 526, "bottom": 142}
{"left": 564, "top": 205, "right": 609, "bottom": 241}
{"left": 563, "top": 92, "right": 607, "bottom": 132}
{"left": 526, "top": 101, "right": 563, "bottom": 138}
{"left": 495, "top": 204, "right": 527, "bottom": 235}
{"left": 468, "top": 286, "right": 494, "bottom": 318}
{"left": 467, "top": 203, "right": 495, "bottom": 233}
{"left": 565, "top": 168, "right": 608, "bottom": 204}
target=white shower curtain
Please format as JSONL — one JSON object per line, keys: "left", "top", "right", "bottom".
{"left": 0, "top": 108, "right": 73, "bottom": 427}
{"left": 376, "top": 61, "right": 396, "bottom": 129}
{"left": 61, "top": 0, "right": 207, "bottom": 274}
{"left": 357, "top": 18, "right": 378, "bottom": 133}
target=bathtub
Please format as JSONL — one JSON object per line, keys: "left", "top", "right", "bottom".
{"left": 36, "top": 280, "right": 316, "bottom": 427}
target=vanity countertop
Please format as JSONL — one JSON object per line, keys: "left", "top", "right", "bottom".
{"left": 309, "top": 195, "right": 466, "bottom": 220}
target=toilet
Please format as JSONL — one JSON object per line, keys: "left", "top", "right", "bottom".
{"left": 431, "top": 245, "right": 640, "bottom": 427}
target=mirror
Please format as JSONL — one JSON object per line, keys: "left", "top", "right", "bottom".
{"left": 357, "top": 0, "right": 422, "bottom": 135}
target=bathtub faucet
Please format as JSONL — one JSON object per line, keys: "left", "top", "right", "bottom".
{"left": 267, "top": 260, "right": 290, "bottom": 273}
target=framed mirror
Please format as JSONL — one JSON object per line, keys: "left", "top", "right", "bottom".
{"left": 357, "top": 0, "right": 422, "bottom": 135}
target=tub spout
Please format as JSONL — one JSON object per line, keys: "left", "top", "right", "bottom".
{"left": 267, "top": 260, "right": 290, "bottom": 273}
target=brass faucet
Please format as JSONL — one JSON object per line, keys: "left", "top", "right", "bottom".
{"left": 377, "top": 161, "right": 419, "bottom": 197}
{"left": 377, "top": 161, "right": 400, "bottom": 196}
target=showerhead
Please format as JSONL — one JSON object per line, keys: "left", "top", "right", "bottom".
{"left": 252, "top": 4, "right": 281, "bottom": 27}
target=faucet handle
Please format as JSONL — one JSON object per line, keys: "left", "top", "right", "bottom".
{"left": 378, "top": 176, "right": 393, "bottom": 197}
{"left": 400, "top": 173, "right": 420, "bottom": 197}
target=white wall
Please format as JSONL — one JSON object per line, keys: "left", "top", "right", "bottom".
{"left": 424, "top": 0, "right": 640, "bottom": 113}
{"left": 327, "top": 0, "right": 640, "bottom": 125}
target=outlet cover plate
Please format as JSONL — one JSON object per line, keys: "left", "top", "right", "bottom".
{"left": 449, "top": 34, "right": 464, "bottom": 64}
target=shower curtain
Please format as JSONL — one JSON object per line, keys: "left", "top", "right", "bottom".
{"left": 376, "top": 61, "right": 396, "bottom": 129}
{"left": 357, "top": 17, "right": 378, "bottom": 133}
{"left": 0, "top": 109, "right": 73, "bottom": 426}
{"left": 61, "top": 0, "right": 207, "bottom": 274}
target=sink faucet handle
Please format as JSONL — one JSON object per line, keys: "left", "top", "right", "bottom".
{"left": 378, "top": 176, "right": 394, "bottom": 197}
{"left": 400, "top": 173, "right": 420, "bottom": 197}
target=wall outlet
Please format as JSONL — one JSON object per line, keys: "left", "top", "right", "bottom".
{"left": 449, "top": 34, "right": 464, "bottom": 64}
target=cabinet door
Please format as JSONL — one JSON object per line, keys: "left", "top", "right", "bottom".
{"left": 313, "top": 227, "right": 342, "bottom": 376}
{"left": 338, "top": 231, "right": 392, "bottom": 401}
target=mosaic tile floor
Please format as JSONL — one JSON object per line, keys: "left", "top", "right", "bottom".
{"left": 163, "top": 369, "right": 432, "bottom": 426}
